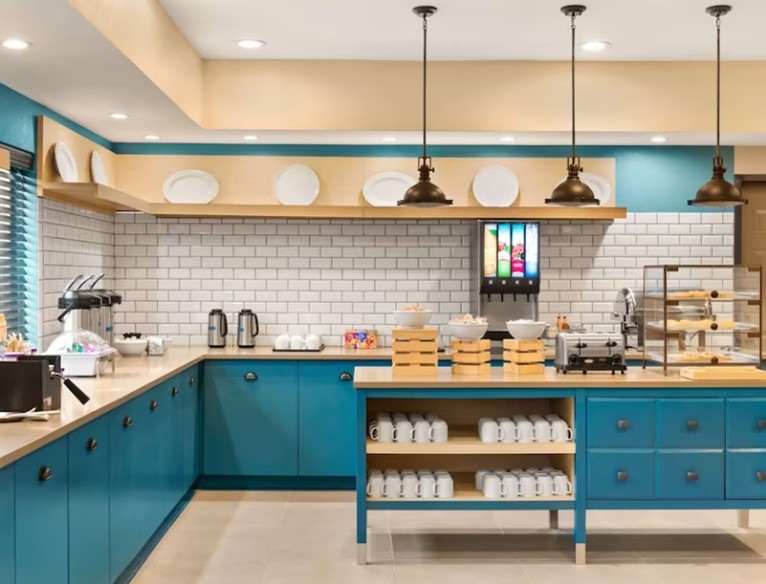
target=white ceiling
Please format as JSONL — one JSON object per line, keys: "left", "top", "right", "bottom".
{"left": 160, "top": 0, "right": 766, "bottom": 61}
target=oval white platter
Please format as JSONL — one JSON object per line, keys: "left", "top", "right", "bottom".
{"left": 362, "top": 171, "right": 416, "bottom": 207}
{"left": 54, "top": 142, "right": 78, "bottom": 182}
{"left": 556, "top": 171, "right": 612, "bottom": 205}
{"left": 162, "top": 170, "right": 220, "bottom": 204}
{"left": 90, "top": 151, "right": 108, "bottom": 186}
{"left": 273, "top": 163, "right": 320, "bottom": 205}
{"left": 471, "top": 165, "right": 520, "bottom": 207}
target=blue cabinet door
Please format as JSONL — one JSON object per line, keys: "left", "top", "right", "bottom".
{"left": 726, "top": 451, "right": 766, "bottom": 499}
{"left": 298, "top": 361, "right": 359, "bottom": 476}
{"left": 587, "top": 398, "right": 655, "bottom": 449}
{"left": 587, "top": 450, "right": 654, "bottom": 499}
{"left": 182, "top": 366, "right": 201, "bottom": 490}
{"left": 15, "top": 437, "right": 68, "bottom": 584}
{"left": 143, "top": 383, "right": 173, "bottom": 540}
{"left": 657, "top": 399, "right": 725, "bottom": 449}
{"left": 656, "top": 451, "right": 724, "bottom": 500}
{"left": 69, "top": 416, "right": 111, "bottom": 584}
{"left": 204, "top": 360, "right": 298, "bottom": 475}
{"left": 0, "top": 465, "right": 14, "bottom": 584}
{"left": 726, "top": 399, "right": 766, "bottom": 448}
{"left": 165, "top": 374, "right": 186, "bottom": 510}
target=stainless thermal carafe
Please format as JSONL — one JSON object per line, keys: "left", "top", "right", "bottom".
{"left": 208, "top": 309, "right": 228, "bottom": 348}
{"left": 236, "top": 309, "right": 260, "bottom": 348}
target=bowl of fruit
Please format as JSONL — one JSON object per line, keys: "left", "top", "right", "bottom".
{"left": 394, "top": 305, "right": 432, "bottom": 329}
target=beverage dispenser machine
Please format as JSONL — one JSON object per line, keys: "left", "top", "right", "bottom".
{"left": 470, "top": 221, "right": 541, "bottom": 339}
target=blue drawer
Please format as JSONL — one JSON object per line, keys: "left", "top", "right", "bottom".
{"left": 656, "top": 451, "right": 724, "bottom": 500}
{"left": 587, "top": 398, "right": 655, "bottom": 449}
{"left": 657, "top": 399, "right": 725, "bottom": 449}
{"left": 726, "top": 451, "right": 766, "bottom": 499}
{"left": 726, "top": 399, "right": 766, "bottom": 448}
{"left": 587, "top": 451, "right": 654, "bottom": 499}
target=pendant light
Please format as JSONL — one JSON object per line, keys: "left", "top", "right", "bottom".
{"left": 688, "top": 5, "right": 746, "bottom": 207}
{"left": 398, "top": 6, "right": 453, "bottom": 207}
{"left": 546, "top": 5, "right": 599, "bottom": 206}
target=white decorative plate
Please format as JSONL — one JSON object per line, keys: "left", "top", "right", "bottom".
{"left": 90, "top": 151, "right": 108, "bottom": 186}
{"left": 362, "top": 171, "right": 415, "bottom": 207}
{"left": 471, "top": 165, "right": 520, "bottom": 207}
{"left": 273, "top": 164, "right": 320, "bottom": 205}
{"left": 162, "top": 170, "right": 219, "bottom": 204}
{"left": 54, "top": 142, "right": 78, "bottom": 182}
{"left": 556, "top": 171, "right": 612, "bottom": 205}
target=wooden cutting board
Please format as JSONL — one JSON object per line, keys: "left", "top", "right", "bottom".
{"left": 680, "top": 366, "right": 766, "bottom": 381}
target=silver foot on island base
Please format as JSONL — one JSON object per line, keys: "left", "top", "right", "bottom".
{"left": 357, "top": 543, "right": 367, "bottom": 565}
{"left": 575, "top": 543, "right": 586, "bottom": 566}
{"left": 549, "top": 510, "right": 559, "bottom": 530}
{"left": 738, "top": 510, "right": 750, "bottom": 529}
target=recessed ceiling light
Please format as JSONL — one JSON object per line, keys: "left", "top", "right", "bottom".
{"left": 2, "top": 39, "right": 31, "bottom": 50}
{"left": 382, "top": 136, "right": 397, "bottom": 143}
{"left": 650, "top": 135, "right": 668, "bottom": 143}
{"left": 243, "top": 135, "right": 259, "bottom": 141}
{"left": 581, "top": 40, "right": 610, "bottom": 52}
{"left": 109, "top": 113, "right": 129, "bottom": 120}
{"left": 237, "top": 39, "right": 266, "bottom": 49}
{"left": 144, "top": 135, "right": 160, "bottom": 141}
{"left": 500, "top": 136, "right": 516, "bottom": 143}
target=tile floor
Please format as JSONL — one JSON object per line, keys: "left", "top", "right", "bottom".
{"left": 133, "top": 491, "right": 766, "bottom": 584}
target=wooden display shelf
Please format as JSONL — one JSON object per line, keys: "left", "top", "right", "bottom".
{"left": 42, "top": 183, "right": 153, "bottom": 214}
{"left": 366, "top": 428, "right": 575, "bottom": 455}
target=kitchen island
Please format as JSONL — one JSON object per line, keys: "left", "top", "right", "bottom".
{"left": 353, "top": 366, "right": 766, "bottom": 565}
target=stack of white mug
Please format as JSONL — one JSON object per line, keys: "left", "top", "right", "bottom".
{"left": 368, "top": 413, "right": 449, "bottom": 443}
{"left": 478, "top": 414, "right": 573, "bottom": 443}
{"left": 366, "top": 469, "right": 454, "bottom": 499}
{"left": 476, "top": 467, "right": 573, "bottom": 499}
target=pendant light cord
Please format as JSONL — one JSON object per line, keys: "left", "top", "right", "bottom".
{"left": 715, "top": 13, "right": 721, "bottom": 160}
{"left": 570, "top": 11, "right": 577, "bottom": 161}
{"left": 421, "top": 12, "right": 429, "bottom": 162}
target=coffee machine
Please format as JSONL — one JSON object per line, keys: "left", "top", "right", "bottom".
{"left": 470, "top": 221, "right": 541, "bottom": 340}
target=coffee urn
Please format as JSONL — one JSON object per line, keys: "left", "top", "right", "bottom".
{"left": 208, "top": 309, "right": 228, "bottom": 348}
{"left": 236, "top": 309, "right": 260, "bottom": 348}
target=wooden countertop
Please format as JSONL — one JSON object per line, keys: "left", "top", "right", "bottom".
{"left": 353, "top": 365, "right": 766, "bottom": 389}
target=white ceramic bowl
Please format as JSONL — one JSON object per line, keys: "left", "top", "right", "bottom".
{"left": 506, "top": 320, "right": 547, "bottom": 340}
{"left": 114, "top": 338, "right": 148, "bottom": 357}
{"left": 394, "top": 310, "right": 432, "bottom": 329}
{"left": 444, "top": 322, "right": 489, "bottom": 341}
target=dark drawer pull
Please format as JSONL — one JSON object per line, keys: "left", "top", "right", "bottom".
{"left": 38, "top": 466, "right": 52, "bottom": 482}
{"left": 616, "top": 471, "right": 629, "bottom": 482}
{"left": 757, "top": 419, "right": 766, "bottom": 430}
{"left": 616, "top": 420, "right": 630, "bottom": 431}
{"left": 575, "top": 342, "right": 588, "bottom": 349}
{"left": 123, "top": 416, "right": 133, "bottom": 428}
{"left": 757, "top": 471, "right": 766, "bottom": 482}
{"left": 189, "top": 376, "right": 196, "bottom": 386}
{"left": 86, "top": 438, "right": 98, "bottom": 452}
{"left": 686, "top": 471, "right": 699, "bottom": 482}
{"left": 171, "top": 386, "right": 179, "bottom": 397}
{"left": 687, "top": 420, "right": 699, "bottom": 431}
{"left": 244, "top": 372, "right": 258, "bottom": 381}
{"left": 339, "top": 372, "right": 353, "bottom": 381}
{"left": 150, "top": 400, "right": 159, "bottom": 412}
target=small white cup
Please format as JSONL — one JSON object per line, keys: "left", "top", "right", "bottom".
{"left": 400, "top": 474, "right": 419, "bottom": 499}
{"left": 533, "top": 419, "right": 552, "bottom": 443}
{"left": 383, "top": 473, "right": 401, "bottom": 498}
{"left": 435, "top": 473, "right": 454, "bottom": 499}
{"left": 274, "top": 334, "right": 290, "bottom": 350}
{"left": 500, "top": 472, "right": 521, "bottom": 498}
{"left": 290, "top": 334, "right": 305, "bottom": 350}
{"left": 498, "top": 417, "right": 519, "bottom": 443}
{"left": 475, "top": 469, "right": 491, "bottom": 490}
{"left": 553, "top": 474, "right": 573, "bottom": 496}
{"left": 483, "top": 474, "right": 507, "bottom": 499}
{"left": 518, "top": 474, "right": 540, "bottom": 498}
{"left": 367, "top": 474, "right": 385, "bottom": 497}
{"left": 551, "top": 419, "right": 574, "bottom": 442}
{"left": 370, "top": 418, "right": 394, "bottom": 443}
{"left": 516, "top": 420, "right": 536, "bottom": 443}
{"left": 413, "top": 420, "right": 432, "bottom": 443}
{"left": 393, "top": 419, "right": 414, "bottom": 443}
{"left": 479, "top": 419, "right": 504, "bottom": 443}
{"left": 418, "top": 474, "right": 437, "bottom": 499}
{"left": 537, "top": 474, "right": 555, "bottom": 497}
{"left": 305, "top": 334, "right": 321, "bottom": 350}
{"left": 429, "top": 419, "right": 449, "bottom": 443}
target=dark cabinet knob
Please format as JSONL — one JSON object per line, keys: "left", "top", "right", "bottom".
{"left": 189, "top": 376, "right": 196, "bottom": 386}
{"left": 150, "top": 400, "right": 159, "bottom": 412}
{"left": 617, "top": 471, "right": 629, "bottom": 482}
{"left": 757, "top": 419, "right": 766, "bottom": 430}
{"left": 757, "top": 471, "right": 766, "bottom": 482}
{"left": 244, "top": 372, "right": 258, "bottom": 381}
{"left": 686, "top": 471, "right": 699, "bottom": 482}
{"left": 38, "top": 466, "right": 53, "bottom": 482}
{"left": 86, "top": 438, "right": 98, "bottom": 452}
{"left": 617, "top": 420, "right": 630, "bottom": 430}
{"left": 123, "top": 416, "right": 133, "bottom": 428}
{"left": 687, "top": 420, "right": 699, "bottom": 431}
{"left": 171, "top": 386, "right": 179, "bottom": 397}
{"left": 710, "top": 322, "right": 719, "bottom": 331}
{"left": 339, "top": 372, "right": 353, "bottom": 381}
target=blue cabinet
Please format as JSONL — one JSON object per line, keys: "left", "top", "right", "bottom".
{"left": 657, "top": 399, "right": 724, "bottom": 449}
{"left": 143, "top": 383, "right": 174, "bottom": 539}
{"left": 204, "top": 360, "right": 298, "bottom": 475}
{"left": 587, "top": 398, "right": 655, "bottom": 449}
{"left": 15, "top": 437, "right": 68, "bottom": 584}
{"left": 0, "top": 465, "right": 14, "bottom": 584}
{"left": 587, "top": 450, "right": 654, "bottom": 499}
{"left": 726, "top": 399, "right": 766, "bottom": 448}
{"left": 68, "top": 417, "right": 110, "bottom": 584}
{"left": 163, "top": 376, "right": 186, "bottom": 516}
{"left": 726, "top": 451, "right": 766, "bottom": 499}
{"left": 182, "top": 366, "right": 201, "bottom": 490}
{"left": 656, "top": 451, "right": 724, "bottom": 500}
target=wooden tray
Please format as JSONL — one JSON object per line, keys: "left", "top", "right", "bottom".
{"left": 451, "top": 339, "right": 491, "bottom": 352}
{"left": 452, "top": 362, "right": 491, "bottom": 376}
{"left": 503, "top": 339, "right": 545, "bottom": 352}
{"left": 679, "top": 366, "right": 766, "bottom": 381}
{"left": 504, "top": 362, "right": 546, "bottom": 375}
{"left": 504, "top": 350, "right": 545, "bottom": 364}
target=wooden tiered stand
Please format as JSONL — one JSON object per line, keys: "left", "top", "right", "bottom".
{"left": 391, "top": 328, "right": 438, "bottom": 377}
{"left": 503, "top": 339, "right": 545, "bottom": 375}
{"left": 451, "top": 339, "right": 491, "bottom": 375}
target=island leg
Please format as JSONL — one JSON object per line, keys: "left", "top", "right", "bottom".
{"left": 738, "top": 510, "right": 750, "bottom": 529}
{"left": 549, "top": 510, "right": 559, "bottom": 530}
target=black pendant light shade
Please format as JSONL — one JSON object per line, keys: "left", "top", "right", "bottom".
{"left": 689, "top": 5, "right": 746, "bottom": 207}
{"left": 546, "top": 5, "right": 598, "bottom": 206}
{"left": 398, "top": 6, "right": 452, "bottom": 207}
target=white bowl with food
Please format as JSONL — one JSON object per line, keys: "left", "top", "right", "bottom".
{"left": 506, "top": 319, "right": 547, "bottom": 340}
{"left": 394, "top": 306, "right": 432, "bottom": 329}
{"left": 114, "top": 338, "right": 148, "bottom": 357}
{"left": 444, "top": 314, "right": 489, "bottom": 341}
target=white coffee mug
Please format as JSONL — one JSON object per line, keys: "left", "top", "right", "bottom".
{"left": 368, "top": 414, "right": 391, "bottom": 438}
{"left": 409, "top": 413, "right": 425, "bottom": 422}
{"left": 371, "top": 418, "right": 394, "bottom": 443}
{"left": 512, "top": 414, "right": 528, "bottom": 423}
{"left": 529, "top": 414, "right": 544, "bottom": 422}
{"left": 479, "top": 419, "right": 504, "bottom": 443}
{"left": 383, "top": 473, "right": 401, "bottom": 498}
{"left": 305, "top": 334, "right": 321, "bottom": 351}
{"left": 418, "top": 474, "right": 437, "bottom": 499}
{"left": 545, "top": 413, "right": 562, "bottom": 422}
{"left": 367, "top": 474, "right": 384, "bottom": 498}
{"left": 483, "top": 474, "right": 507, "bottom": 499}
{"left": 553, "top": 474, "right": 573, "bottom": 496}
{"left": 417, "top": 468, "right": 432, "bottom": 477}
{"left": 516, "top": 420, "right": 536, "bottom": 443}
{"left": 274, "top": 334, "right": 290, "bottom": 350}
{"left": 400, "top": 468, "right": 416, "bottom": 476}
{"left": 290, "top": 334, "right": 305, "bottom": 350}
{"left": 533, "top": 419, "right": 552, "bottom": 443}
{"left": 551, "top": 419, "right": 574, "bottom": 442}
{"left": 393, "top": 419, "right": 414, "bottom": 443}
{"left": 519, "top": 474, "right": 540, "bottom": 498}
{"left": 413, "top": 420, "right": 432, "bottom": 443}
{"left": 541, "top": 466, "right": 556, "bottom": 474}
{"left": 500, "top": 472, "right": 521, "bottom": 498}
{"left": 475, "top": 469, "right": 491, "bottom": 490}
{"left": 537, "top": 474, "right": 554, "bottom": 497}
{"left": 433, "top": 468, "right": 450, "bottom": 476}
{"left": 429, "top": 419, "right": 449, "bottom": 443}
{"left": 435, "top": 473, "right": 454, "bottom": 499}
{"left": 498, "top": 417, "right": 519, "bottom": 443}
{"left": 425, "top": 412, "right": 440, "bottom": 422}
{"left": 400, "top": 474, "right": 419, "bottom": 499}
{"left": 392, "top": 412, "right": 408, "bottom": 423}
